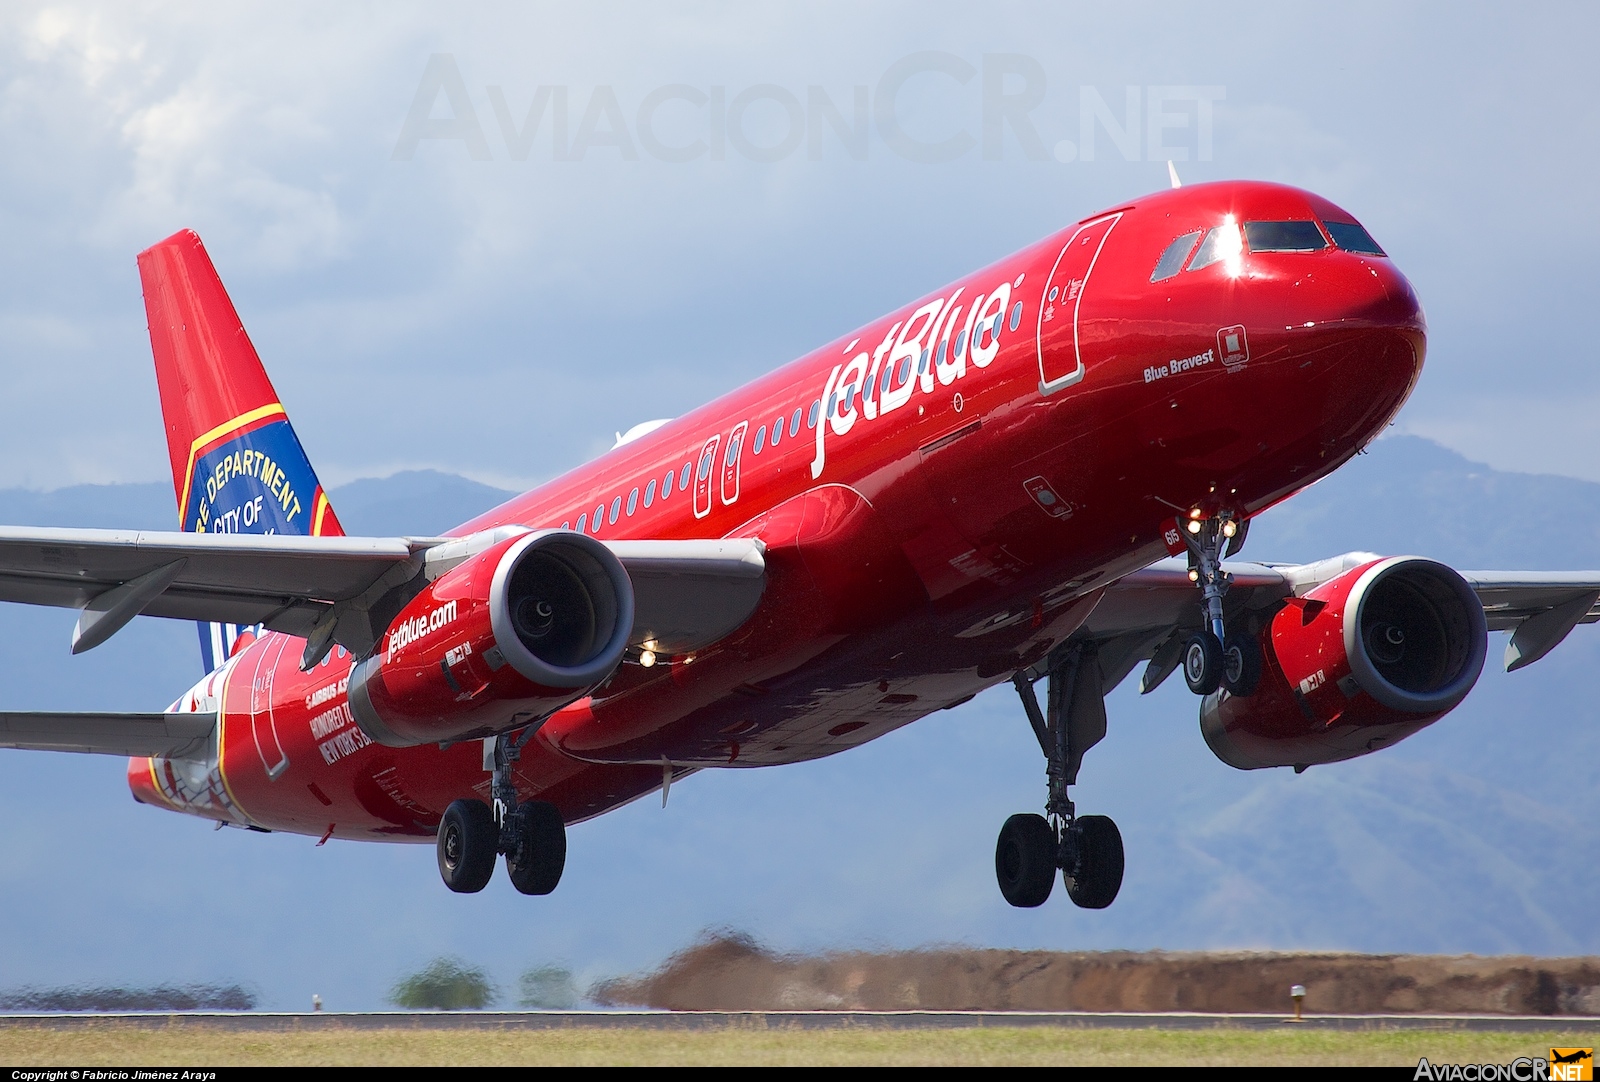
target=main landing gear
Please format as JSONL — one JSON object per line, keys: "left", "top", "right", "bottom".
{"left": 1175, "top": 511, "right": 1260, "bottom": 698}
{"left": 999, "top": 643, "right": 1125, "bottom": 909}
{"left": 436, "top": 728, "right": 566, "bottom": 895}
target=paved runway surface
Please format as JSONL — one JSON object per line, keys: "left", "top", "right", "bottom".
{"left": 3, "top": 1011, "right": 1598, "bottom": 1032}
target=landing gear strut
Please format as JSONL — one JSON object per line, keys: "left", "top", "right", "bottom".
{"left": 1176, "top": 511, "right": 1260, "bottom": 698}
{"left": 999, "top": 643, "right": 1125, "bottom": 909}
{"left": 435, "top": 726, "right": 567, "bottom": 895}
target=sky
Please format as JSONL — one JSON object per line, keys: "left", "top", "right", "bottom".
{"left": 0, "top": 1, "right": 1597, "bottom": 492}
{"left": 1, "top": 2, "right": 1600, "bottom": 1010}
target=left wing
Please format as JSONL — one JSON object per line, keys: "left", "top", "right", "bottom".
{"left": 0, "top": 525, "right": 766, "bottom": 661}
{"left": 0, "top": 711, "right": 216, "bottom": 759}
{"left": 0, "top": 525, "right": 424, "bottom": 644}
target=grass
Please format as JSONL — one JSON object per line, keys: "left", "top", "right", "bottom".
{"left": 0, "top": 1023, "right": 1596, "bottom": 1067}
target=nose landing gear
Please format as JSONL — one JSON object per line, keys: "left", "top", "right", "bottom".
{"left": 435, "top": 726, "right": 567, "bottom": 895}
{"left": 998, "top": 643, "right": 1125, "bottom": 909}
{"left": 1177, "top": 511, "right": 1261, "bottom": 698}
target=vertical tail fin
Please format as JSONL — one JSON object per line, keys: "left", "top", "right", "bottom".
{"left": 137, "top": 229, "right": 345, "bottom": 672}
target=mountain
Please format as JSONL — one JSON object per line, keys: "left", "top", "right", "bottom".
{"left": 328, "top": 470, "right": 518, "bottom": 538}
{"left": 0, "top": 437, "right": 1594, "bottom": 1011}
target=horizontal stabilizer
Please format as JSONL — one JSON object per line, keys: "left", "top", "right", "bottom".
{"left": 0, "top": 711, "right": 216, "bottom": 759}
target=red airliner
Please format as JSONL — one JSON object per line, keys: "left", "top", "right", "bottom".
{"left": 1, "top": 179, "right": 1595, "bottom": 909}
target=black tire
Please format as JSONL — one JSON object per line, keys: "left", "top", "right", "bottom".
{"left": 437, "top": 799, "right": 497, "bottom": 893}
{"left": 995, "top": 813, "right": 1057, "bottom": 908}
{"left": 1222, "top": 631, "right": 1262, "bottom": 697}
{"left": 1063, "top": 814, "right": 1124, "bottom": 910}
{"left": 1182, "top": 631, "right": 1224, "bottom": 695}
{"left": 505, "top": 801, "right": 567, "bottom": 896}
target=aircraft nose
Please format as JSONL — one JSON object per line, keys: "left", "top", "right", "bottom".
{"left": 1327, "top": 256, "right": 1426, "bottom": 349}
{"left": 1280, "top": 254, "right": 1427, "bottom": 384}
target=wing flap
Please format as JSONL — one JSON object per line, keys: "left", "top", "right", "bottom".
{"left": 1462, "top": 571, "right": 1600, "bottom": 630}
{"left": 0, "top": 711, "right": 216, "bottom": 759}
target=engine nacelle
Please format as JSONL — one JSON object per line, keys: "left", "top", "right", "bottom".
{"left": 1201, "top": 556, "right": 1487, "bottom": 770}
{"left": 349, "top": 530, "right": 633, "bottom": 747}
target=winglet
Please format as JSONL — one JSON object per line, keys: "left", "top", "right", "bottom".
{"left": 1167, "top": 160, "right": 1182, "bottom": 189}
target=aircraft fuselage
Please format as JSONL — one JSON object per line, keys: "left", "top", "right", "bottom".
{"left": 131, "top": 179, "right": 1426, "bottom": 841}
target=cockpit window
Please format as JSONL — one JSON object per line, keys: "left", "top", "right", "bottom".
{"left": 1324, "top": 220, "right": 1386, "bottom": 256}
{"left": 1150, "top": 230, "right": 1202, "bottom": 282}
{"left": 1188, "top": 221, "right": 1242, "bottom": 271}
{"left": 1244, "top": 220, "right": 1327, "bottom": 252}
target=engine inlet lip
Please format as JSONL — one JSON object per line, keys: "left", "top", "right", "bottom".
{"left": 1342, "top": 555, "right": 1486, "bottom": 714}
{"left": 489, "top": 530, "right": 634, "bottom": 689}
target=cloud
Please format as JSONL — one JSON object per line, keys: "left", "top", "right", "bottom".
{"left": 0, "top": 2, "right": 1596, "bottom": 491}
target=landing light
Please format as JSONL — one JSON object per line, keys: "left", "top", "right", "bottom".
{"left": 1188, "top": 508, "right": 1204, "bottom": 520}
{"left": 1188, "top": 569, "right": 1200, "bottom": 582}
{"left": 1222, "top": 520, "right": 1238, "bottom": 539}
{"left": 639, "top": 650, "right": 657, "bottom": 668}
{"left": 1187, "top": 520, "right": 1202, "bottom": 534}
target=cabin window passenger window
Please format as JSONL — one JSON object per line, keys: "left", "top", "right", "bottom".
{"left": 609, "top": 496, "right": 621, "bottom": 524}
{"left": 698, "top": 450, "right": 713, "bottom": 481}
{"left": 1150, "top": 230, "right": 1202, "bottom": 282}
{"left": 1324, "top": 221, "right": 1386, "bottom": 256}
{"left": 680, "top": 462, "right": 692, "bottom": 490}
{"left": 645, "top": 479, "right": 656, "bottom": 507}
{"left": 1009, "top": 301, "right": 1022, "bottom": 331}
{"left": 593, "top": 506, "right": 604, "bottom": 532}
{"left": 561, "top": 521, "right": 570, "bottom": 530}
{"left": 753, "top": 426, "right": 765, "bottom": 453}
{"left": 956, "top": 328, "right": 970, "bottom": 355}
{"left": 576, "top": 512, "right": 587, "bottom": 533}
{"left": 936, "top": 339, "right": 947, "bottom": 366}
{"left": 807, "top": 400, "right": 820, "bottom": 428}
{"left": 789, "top": 408, "right": 801, "bottom": 437}
{"left": 726, "top": 434, "right": 741, "bottom": 466}
{"left": 771, "top": 418, "right": 782, "bottom": 446}
{"left": 827, "top": 391, "right": 838, "bottom": 417}
{"left": 627, "top": 488, "right": 638, "bottom": 515}
{"left": 1244, "top": 220, "right": 1327, "bottom": 252}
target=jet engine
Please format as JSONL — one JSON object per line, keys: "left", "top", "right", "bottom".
{"left": 348, "top": 530, "right": 634, "bottom": 747}
{"left": 1201, "top": 556, "right": 1487, "bottom": 770}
